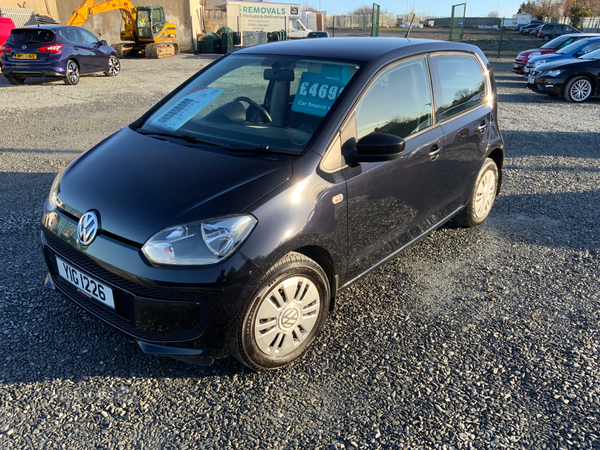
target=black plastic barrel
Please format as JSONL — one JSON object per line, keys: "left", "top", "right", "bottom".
{"left": 197, "top": 33, "right": 221, "bottom": 53}
{"left": 221, "top": 32, "right": 233, "bottom": 53}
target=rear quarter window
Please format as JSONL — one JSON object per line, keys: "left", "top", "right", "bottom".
{"left": 430, "top": 54, "right": 486, "bottom": 122}
{"left": 8, "top": 28, "right": 55, "bottom": 44}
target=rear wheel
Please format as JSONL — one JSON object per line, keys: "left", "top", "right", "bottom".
{"left": 6, "top": 76, "right": 25, "bottom": 85}
{"left": 235, "top": 252, "right": 330, "bottom": 370}
{"left": 455, "top": 158, "right": 499, "bottom": 228}
{"left": 543, "top": 34, "right": 551, "bottom": 42}
{"left": 104, "top": 54, "right": 120, "bottom": 77}
{"left": 564, "top": 76, "right": 593, "bottom": 103}
{"left": 64, "top": 60, "right": 80, "bottom": 85}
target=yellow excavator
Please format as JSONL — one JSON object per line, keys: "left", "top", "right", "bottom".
{"left": 67, "top": 0, "right": 179, "bottom": 59}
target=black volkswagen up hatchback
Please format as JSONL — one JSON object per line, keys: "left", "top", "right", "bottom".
{"left": 41, "top": 38, "right": 504, "bottom": 370}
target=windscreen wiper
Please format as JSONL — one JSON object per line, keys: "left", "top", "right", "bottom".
{"left": 136, "top": 130, "right": 228, "bottom": 148}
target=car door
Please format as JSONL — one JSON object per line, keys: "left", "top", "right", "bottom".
{"left": 428, "top": 53, "right": 493, "bottom": 211}
{"left": 64, "top": 28, "right": 93, "bottom": 73}
{"left": 341, "top": 56, "right": 446, "bottom": 279}
{"left": 78, "top": 28, "right": 104, "bottom": 72}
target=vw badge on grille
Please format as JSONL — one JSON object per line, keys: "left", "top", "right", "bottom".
{"left": 77, "top": 211, "right": 99, "bottom": 246}
{"left": 22, "top": 45, "right": 27, "bottom": 49}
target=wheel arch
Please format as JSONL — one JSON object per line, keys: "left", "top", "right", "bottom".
{"left": 487, "top": 148, "right": 504, "bottom": 195}
{"left": 293, "top": 245, "right": 337, "bottom": 311}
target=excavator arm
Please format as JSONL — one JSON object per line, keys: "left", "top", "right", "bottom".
{"left": 67, "top": 0, "right": 136, "bottom": 28}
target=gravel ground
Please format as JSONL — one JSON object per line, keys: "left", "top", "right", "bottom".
{"left": 1, "top": 53, "right": 599, "bottom": 449}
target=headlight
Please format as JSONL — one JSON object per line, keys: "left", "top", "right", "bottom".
{"left": 142, "top": 215, "right": 257, "bottom": 265}
{"left": 547, "top": 69, "right": 562, "bottom": 77}
{"left": 533, "top": 59, "right": 548, "bottom": 67}
{"left": 47, "top": 167, "right": 65, "bottom": 210}
{"left": 529, "top": 52, "right": 541, "bottom": 58}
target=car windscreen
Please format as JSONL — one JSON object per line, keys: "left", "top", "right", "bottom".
{"left": 8, "top": 28, "right": 55, "bottom": 44}
{"left": 140, "top": 54, "right": 361, "bottom": 154}
{"left": 556, "top": 39, "right": 592, "bottom": 54}
{"left": 580, "top": 48, "right": 600, "bottom": 59}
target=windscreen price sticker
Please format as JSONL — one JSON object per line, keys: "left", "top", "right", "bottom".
{"left": 152, "top": 87, "right": 224, "bottom": 131}
{"left": 292, "top": 65, "right": 354, "bottom": 117}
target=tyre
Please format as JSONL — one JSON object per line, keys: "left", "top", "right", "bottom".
{"left": 64, "top": 60, "right": 80, "bottom": 85}
{"left": 6, "top": 76, "right": 25, "bottom": 85}
{"left": 235, "top": 252, "right": 330, "bottom": 370}
{"left": 543, "top": 34, "right": 551, "bottom": 42}
{"left": 564, "top": 76, "right": 593, "bottom": 103}
{"left": 455, "top": 158, "right": 499, "bottom": 228}
{"left": 104, "top": 54, "right": 120, "bottom": 77}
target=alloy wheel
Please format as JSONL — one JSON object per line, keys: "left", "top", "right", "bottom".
{"left": 570, "top": 79, "right": 592, "bottom": 102}
{"left": 107, "top": 56, "right": 120, "bottom": 76}
{"left": 67, "top": 61, "right": 79, "bottom": 85}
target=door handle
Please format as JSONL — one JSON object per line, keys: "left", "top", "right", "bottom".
{"left": 428, "top": 145, "right": 441, "bottom": 160}
{"left": 477, "top": 122, "right": 487, "bottom": 133}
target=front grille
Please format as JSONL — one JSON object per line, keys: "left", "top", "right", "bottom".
{"left": 530, "top": 70, "right": 540, "bottom": 77}
{"left": 44, "top": 230, "right": 204, "bottom": 302}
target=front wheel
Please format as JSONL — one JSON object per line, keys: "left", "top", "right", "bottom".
{"left": 564, "top": 76, "right": 593, "bottom": 103}
{"left": 235, "top": 252, "right": 330, "bottom": 370}
{"left": 543, "top": 34, "right": 551, "bottom": 42}
{"left": 455, "top": 158, "right": 499, "bottom": 228}
{"left": 104, "top": 54, "right": 120, "bottom": 77}
{"left": 64, "top": 60, "right": 80, "bottom": 85}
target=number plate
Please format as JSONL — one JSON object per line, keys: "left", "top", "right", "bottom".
{"left": 513, "top": 63, "right": 519, "bottom": 68}
{"left": 528, "top": 77, "right": 535, "bottom": 84}
{"left": 14, "top": 53, "right": 37, "bottom": 59}
{"left": 56, "top": 257, "right": 115, "bottom": 309}
{"left": 524, "top": 67, "right": 530, "bottom": 74}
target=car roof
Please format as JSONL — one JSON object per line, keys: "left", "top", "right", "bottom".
{"left": 13, "top": 24, "right": 73, "bottom": 30}
{"left": 235, "top": 37, "right": 483, "bottom": 62}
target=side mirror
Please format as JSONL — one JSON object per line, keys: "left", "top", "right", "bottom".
{"left": 344, "top": 133, "right": 406, "bottom": 165}
{"left": 574, "top": 50, "right": 583, "bottom": 57}
{"left": 100, "top": 40, "right": 108, "bottom": 46}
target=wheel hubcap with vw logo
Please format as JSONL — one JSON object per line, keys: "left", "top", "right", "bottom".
{"left": 77, "top": 211, "right": 99, "bottom": 246}
{"left": 254, "top": 276, "right": 321, "bottom": 356}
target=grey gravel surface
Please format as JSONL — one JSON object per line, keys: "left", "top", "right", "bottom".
{"left": 1, "top": 55, "right": 600, "bottom": 449}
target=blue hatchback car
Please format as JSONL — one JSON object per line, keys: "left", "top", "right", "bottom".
{"left": 0, "top": 25, "right": 120, "bottom": 85}
{"left": 524, "top": 36, "right": 600, "bottom": 76}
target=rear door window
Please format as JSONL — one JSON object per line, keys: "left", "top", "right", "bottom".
{"left": 8, "top": 28, "right": 54, "bottom": 44}
{"left": 429, "top": 54, "right": 486, "bottom": 122}
{"left": 60, "top": 28, "right": 84, "bottom": 44}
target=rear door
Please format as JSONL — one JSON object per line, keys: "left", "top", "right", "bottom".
{"left": 79, "top": 28, "right": 105, "bottom": 72}
{"left": 428, "top": 53, "right": 493, "bottom": 211}
{"left": 61, "top": 28, "right": 93, "bottom": 72}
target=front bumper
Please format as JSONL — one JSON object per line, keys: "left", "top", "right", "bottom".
{"left": 512, "top": 61, "right": 526, "bottom": 74}
{"left": 526, "top": 77, "right": 563, "bottom": 95}
{"left": 41, "top": 205, "right": 261, "bottom": 360}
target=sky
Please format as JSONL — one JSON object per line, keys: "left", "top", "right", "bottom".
{"left": 315, "top": 0, "right": 524, "bottom": 18}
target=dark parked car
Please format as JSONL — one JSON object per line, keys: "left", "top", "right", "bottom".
{"left": 41, "top": 38, "right": 504, "bottom": 370}
{"left": 527, "top": 47, "right": 600, "bottom": 102}
{"left": 529, "top": 25, "right": 545, "bottom": 36}
{"left": 520, "top": 22, "right": 545, "bottom": 34}
{"left": 536, "top": 23, "right": 580, "bottom": 41}
{"left": 1, "top": 25, "right": 120, "bottom": 85}
{"left": 524, "top": 37, "right": 600, "bottom": 75}
{"left": 306, "top": 31, "right": 329, "bottom": 38}
{"left": 512, "top": 33, "right": 600, "bottom": 74}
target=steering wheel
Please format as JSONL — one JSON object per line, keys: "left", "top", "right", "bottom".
{"left": 233, "top": 96, "right": 272, "bottom": 124}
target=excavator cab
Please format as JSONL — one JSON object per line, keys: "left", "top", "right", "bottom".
{"left": 135, "top": 6, "right": 167, "bottom": 40}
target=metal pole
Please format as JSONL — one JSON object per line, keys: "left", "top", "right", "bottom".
{"left": 497, "top": 17, "right": 505, "bottom": 58}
